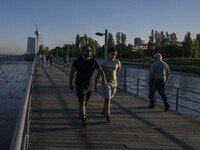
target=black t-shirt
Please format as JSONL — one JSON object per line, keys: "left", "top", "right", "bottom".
{"left": 72, "top": 57, "right": 100, "bottom": 86}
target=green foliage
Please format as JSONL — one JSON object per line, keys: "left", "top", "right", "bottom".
{"left": 96, "top": 46, "right": 104, "bottom": 58}
{"left": 148, "top": 30, "right": 154, "bottom": 49}
{"left": 192, "top": 39, "right": 199, "bottom": 58}
{"left": 134, "top": 49, "right": 145, "bottom": 58}
{"left": 154, "top": 31, "right": 161, "bottom": 47}
{"left": 116, "top": 32, "right": 121, "bottom": 45}
{"left": 164, "top": 58, "right": 200, "bottom": 69}
{"left": 121, "top": 33, "right": 127, "bottom": 45}
{"left": 75, "top": 34, "right": 80, "bottom": 48}
{"left": 50, "top": 30, "right": 200, "bottom": 61}
{"left": 38, "top": 44, "right": 49, "bottom": 55}
{"left": 182, "top": 32, "right": 193, "bottom": 57}
{"left": 107, "top": 33, "right": 115, "bottom": 50}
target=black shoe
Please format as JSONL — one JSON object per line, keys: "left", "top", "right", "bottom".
{"left": 147, "top": 105, "right": 155, "bottom": 109}
{"left": 106, "top": 116, "right": 111, "bottom": 123}
{"left": 82, "top": 118, "right": 88, "bottom": 128}
{"left": 164, "top": 105, "right": 170, "bottom": 112}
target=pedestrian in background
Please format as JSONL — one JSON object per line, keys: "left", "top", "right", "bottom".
{"left": 49, "top": 54, "right": 53, "bottom": 66}
{"left": 69, "top": 45, "right": 107, "bottom": 128}
{"left": 148, "top": 53, "right": 170, "bottom": 112}
{"left": 95, "top": 48, "right": 121, "bottom": 123}
{"left": 37, "top": 54, "right": 41, "bottom": 66}
{"left": 46, "top": 54, "right": 49, "bottom": 65}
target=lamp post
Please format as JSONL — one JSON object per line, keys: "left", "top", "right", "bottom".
{"left": 95, "top": 29, "right": 108, "bottom": 60}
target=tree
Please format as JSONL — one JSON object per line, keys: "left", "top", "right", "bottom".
{"left": 39, "top": 44, "right": 47, "bottom": 54}
{"left": 192, "top": 39, "right": 199, "bottom": 58}
{"left": 107, "top": 33, "right": 115, "bottom": 50}
{"left": 84, "top": 34, "right": 88, "bottom": 44}
{"left": 124, "top": 44, "right": 133, "bottom": 58}
{"left": 160, "top": 31, "right": 165, "bottom": 41}
{"left": 121, "top": 33, "right": 127, "bottom": 45}
{"left": 80, "top": 37, "right": 86, "bottom": 47}
{"left": 170, "top": 32, "right": 178, "bottom": 45}
{"left": 121, "top": 33, "right": 126, "bottom": 45}
{"left": 96, "top": 46, "right": 104, "bottom": 58}
{"left": 116, "top": 32, "right": 121, "bottom": 45}
{"left": 154, "top": 31, "right": 161, "bottom": 47}
{"left": 75, "top": 34, "right": 80, "bottom": 48}
{"left": 115, "top": 43, "right": 124, "bottom": 58}
{"left": 196, "top": 34, "right": 200, "bottom": 57}
{"left": 182, "top": 32, "right": 193, "bottom": 57}
{"left": 148, "top": 30, "right": 154, "bottom": 49}
{"left": 88, "top": 38, "right": 96, "bottom": 56}
{"left": 45, "top": 46, "right": 49, "bottom": 52}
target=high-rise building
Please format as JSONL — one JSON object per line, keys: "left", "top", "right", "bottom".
{"left": 27, "top": 37, "right": 36, "bottom": 55}
{"left": 134, "top": 37, "right": 145, "bottom": 46}
{"left": 196, "top": 34, "right": 200, "bottom": 39}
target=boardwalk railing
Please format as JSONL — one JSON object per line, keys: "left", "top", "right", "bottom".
{"left": 118, "top": 67, "right": 200, "bottom": 116}
{"left": 53, "top": 58, "right": 200, "bottom": 119}
{"left": 9, "top": 59, "right": 36, "bottom": 150}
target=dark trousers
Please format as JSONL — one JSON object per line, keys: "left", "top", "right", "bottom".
{"left": 149, "top": 79, "right": 169, "bottom": 107}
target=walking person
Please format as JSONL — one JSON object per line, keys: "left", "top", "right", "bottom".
{"left": 148, "top": 53, "right": 170, "bottom": 111}
{"left": 46, "top": 54, "right": 49, "bottom": 65}
{"left": 49, "top": 54, "right": 53, "bottom": 66}
{"left": 69, "top": 45, "right": 107, "bottom": 128}
{"left": 37, "top": 54, "right": 41, "bottom": 66}
{"left": 63, "top": 55, "right": 69, "bottom": 68}
{"left": 63, "top": 55, "right": 67, "bottom": 67}
{"left": 95, "top": 48, "right": 121, "bottom": 123}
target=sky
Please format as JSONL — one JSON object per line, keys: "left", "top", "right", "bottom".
{"left": 0, "top": 0, "right": 200, "bottom": 54}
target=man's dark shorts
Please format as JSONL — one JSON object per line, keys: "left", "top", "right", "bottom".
{"left": 75, "top": 85, "right": 94, "bottom": 103}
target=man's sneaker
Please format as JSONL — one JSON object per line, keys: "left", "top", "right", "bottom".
{"left": 82, "top": 118, "right": 88, "bottom": 128}
{"left": 101, "top": 111, "right": 106, "bottom": 118}
{"left": 164, "top": 105, "right": 170, "bottom": 112}
{"left": 106, "top": 116, "right": 111, "bottom": 123}
{"left": 147, "top": 105, "right": 155, "bottom": 109}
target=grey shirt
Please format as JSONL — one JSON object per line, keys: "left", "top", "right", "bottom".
{"left": 150, "top": 60, "right": 170, "bottom": 80}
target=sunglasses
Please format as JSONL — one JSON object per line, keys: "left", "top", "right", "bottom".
{"left": 86, "top": 50, "right": 92, "bottom": 52}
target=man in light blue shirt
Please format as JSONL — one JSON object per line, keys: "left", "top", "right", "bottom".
{"left": 148, "top": 53, "right": 170, "bottom": 111}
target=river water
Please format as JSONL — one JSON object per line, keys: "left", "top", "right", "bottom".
{"left": 0, "top": 60, "right": 33, "bottom": 148}
{"left": 117, "top": 66, "right": 200, "bottom": 120}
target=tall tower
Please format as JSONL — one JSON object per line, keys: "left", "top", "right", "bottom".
{"left": 34, "top": 24, "right": 40, "bottom": 53}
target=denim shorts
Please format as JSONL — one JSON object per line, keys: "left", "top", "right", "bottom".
{"left": 102, "top": 83, "right": 117, "bottom": 99}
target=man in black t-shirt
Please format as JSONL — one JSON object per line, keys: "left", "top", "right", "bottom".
{"left": 69, "top": 45, "right": 107, "bottom": 128}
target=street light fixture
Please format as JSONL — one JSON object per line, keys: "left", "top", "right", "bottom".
{"left": 95, "top": 29, "right": 108, "bottom": 60}
{"left": 95, "top": 32, "right": 104, "bottom": 36}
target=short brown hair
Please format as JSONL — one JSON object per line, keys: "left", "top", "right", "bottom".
{"left": 82, "top": 45, "right": 91, "bottom": 51}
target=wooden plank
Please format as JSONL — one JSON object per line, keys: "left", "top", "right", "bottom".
{"left": 29, "top": 64, "right": 200, "bottom": 150}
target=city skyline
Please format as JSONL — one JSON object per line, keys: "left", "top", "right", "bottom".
{"left": 0, "top": 0, "right": 200, "bottom": 54}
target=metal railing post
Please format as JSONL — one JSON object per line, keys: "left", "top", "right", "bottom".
{"left": 176, "top": 88, "right": 179, "bottom": 111}
{"left": 136, "top": 78, "right": 139, "bottom": 95}
{"left": 123, "top": 67, "right": 127, "bottom": 91}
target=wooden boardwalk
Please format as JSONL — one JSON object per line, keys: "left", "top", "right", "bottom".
{"left": 30, "top": 64, "right": 200, "bottom": 150}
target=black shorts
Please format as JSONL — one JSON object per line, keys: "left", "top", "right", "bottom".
{"left": 75, "top": 85, "right": 94, "bottom": 103}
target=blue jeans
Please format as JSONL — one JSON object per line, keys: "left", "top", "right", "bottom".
{"left": 149, "top": 79, "right": 169, "bottom": 107}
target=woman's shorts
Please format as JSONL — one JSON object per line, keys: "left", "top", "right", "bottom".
{"left": 102, "top": 83, "right": 117, "bottom": 99}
